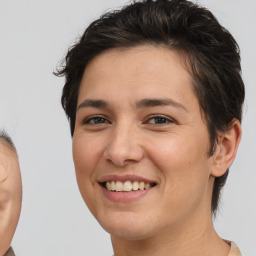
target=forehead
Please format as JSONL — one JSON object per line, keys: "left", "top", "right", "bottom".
{"left": 0, "top": 139, "right": 16, "bottom": 156}
{"left": 79, "top": 45, "right": 196, "bottom": 104}
{"left": 84, "top": 45, "right": 191, "bottom": 81}
{"left": 0, "top": 140, "right": 17, "bottom": 182}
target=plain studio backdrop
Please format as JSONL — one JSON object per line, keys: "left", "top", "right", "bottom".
{"left": 0, "top": 0, "right": 255, "bottom": 255}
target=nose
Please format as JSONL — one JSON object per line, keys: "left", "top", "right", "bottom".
{"left": 103, "top": 124, "right": 144, "bottom": 167}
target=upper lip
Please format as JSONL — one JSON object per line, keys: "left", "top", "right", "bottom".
{"left": 98, "top": 174, "right": 157, "bottom": 184}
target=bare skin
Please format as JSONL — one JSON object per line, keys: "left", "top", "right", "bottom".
{"left": 0, "top": 140, "right": 22, "bottom": 256}
{"left": 73, "top": 45, "right": 241, "bottom": 256}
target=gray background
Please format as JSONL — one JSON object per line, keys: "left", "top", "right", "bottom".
{"left": 0, "top": 0, "right": 255, "bottom": 255}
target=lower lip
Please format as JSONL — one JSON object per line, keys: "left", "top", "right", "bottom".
{"left": 100, "top": 185, "right": 154, "bottom": 202}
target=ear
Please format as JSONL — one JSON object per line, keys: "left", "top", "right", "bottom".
{"left": 210, "top": 119, "right": 242, "bottom": 178}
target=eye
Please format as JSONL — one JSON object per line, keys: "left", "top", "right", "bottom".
{"left": 83, "top": 116, "right": 110, "bottom": 125}
{"left": 146, "top": 115, "right": 174, "bottom": 125}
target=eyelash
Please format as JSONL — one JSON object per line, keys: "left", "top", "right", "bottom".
{"left": 83, "top": 115, "right": 110, "bottom": 125}
{"left": 145, "top": 115, "right": 174, "bottom": 125}
{"left": 82, "top": 115, "right": 174, "bottom": 126}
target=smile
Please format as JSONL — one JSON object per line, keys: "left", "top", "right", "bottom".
{"left": 103, "top": 180, "right": 156, "bottom": 192}
{"left": 98, "top": 175, "right": 158, "bottom": 202}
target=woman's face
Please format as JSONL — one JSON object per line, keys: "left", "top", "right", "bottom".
{"left": 73, "top": 45, "right": 216, "bottom": 239}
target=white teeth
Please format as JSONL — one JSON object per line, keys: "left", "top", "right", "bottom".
{"left": 145, "top": 183, "right": 150, "bottom": 189}
{"left": 111, "top": 181, "right": 116, "bottom": 191}
{"left": 132, "top": 181, "right": 139, "bottom": 191}
{"left": 116, "top": 181, "right": 123, "bottom": 192}
{"left": 105, "top": 180, "right": 155, "bottom": 192}
{"left": 106, "top": 181, "right": 111, "bottom": 190}
{"left": 139, "top": 181, "right": 145, "bottom": 190}
{"left": 123, "top": 181, "right": 133, "bottom": 192}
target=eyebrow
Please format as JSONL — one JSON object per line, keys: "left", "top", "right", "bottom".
{"left": 77, "top": 98, "right": 187, "bottom": 111}
{"left": 77, "top": 99, "right": 110, "bottom": 110}
{"left": 135, "top": 98, "right": 188, "bottom": 111}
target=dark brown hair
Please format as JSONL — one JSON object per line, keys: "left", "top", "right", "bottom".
{"left": 0, "top": 130, "right": 16, "bottom": 152}
{"left": 55, "top": 0, "right": 245, "bottom": 215}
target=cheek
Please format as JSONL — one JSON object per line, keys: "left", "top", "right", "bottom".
{"left": 72, "top": 133, "right": 106, "bottom": 198}
{"left": 73, "top": 137, "right": 93, "bottom": 196}
{"left": 147, "top": 132, "right": 211, "bottom": 198}
{"left": 72, "top": 134, "right": 100, "bottom": 176}
{"left": 148, "top": 132, "right": 207, "bottom": 168}
{"left": 72, "top": 136, "right": 97, "bottom": 208}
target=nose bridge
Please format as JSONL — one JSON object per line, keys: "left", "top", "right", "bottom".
{"left": 104, "top": 119, "right": 143, "bottom": 166}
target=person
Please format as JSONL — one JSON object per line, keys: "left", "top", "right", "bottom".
{"left": 56, "top": 0, "right": 245, "bottom": 255}
{"left": 0, "top": 131, "right": 22, "bottom": 256}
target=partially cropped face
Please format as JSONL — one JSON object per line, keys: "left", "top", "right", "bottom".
{"left": 72, "top": 45, "right": 216, "bottom": 240}
{"left": 0, "top": 141, "right": 22, "bottom": 255}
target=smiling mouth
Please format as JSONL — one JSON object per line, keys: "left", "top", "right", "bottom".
{"left": 101, "top": 181, "right": 157, "bottom": 192}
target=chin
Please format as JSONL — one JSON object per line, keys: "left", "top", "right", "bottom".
{"left": 96, "top": 210, "right": 158, "bottom": 240}
{"left": 104, "top": 224, "right": 153, "bottom": 241}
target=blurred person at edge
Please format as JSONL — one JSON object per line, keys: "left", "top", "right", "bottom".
{"left": 56, "top": 0, "right": 245, "bottom": 255}
{"left": 0, "top": 131, "right": 22, "bottom": 256}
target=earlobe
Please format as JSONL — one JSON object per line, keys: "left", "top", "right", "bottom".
{"left": 211, "top": 119, "right": 242, "bottom": 177}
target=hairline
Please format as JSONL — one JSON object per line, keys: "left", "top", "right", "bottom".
{"left": 0, "top": 130, "right": 17, "bottom": 153}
